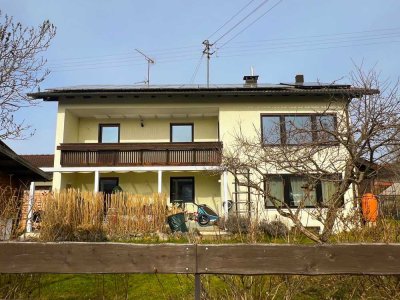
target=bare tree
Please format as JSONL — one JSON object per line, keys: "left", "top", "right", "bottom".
{"left": 0, "top": 11, "right": 56, "bottom": 140}
{"left": 222, "top": 67, "right": 400, "bottom": 243}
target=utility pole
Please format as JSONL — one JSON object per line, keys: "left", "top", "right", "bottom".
{"left": 202, "top": 40, "right": 214, "bottom": 88}
{"left": 135, "top": 49, "right": 155, "bottom": 87}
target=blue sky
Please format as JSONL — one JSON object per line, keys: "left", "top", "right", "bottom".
{"left": 2, "top": 0, "right": 400, "bottom": 154}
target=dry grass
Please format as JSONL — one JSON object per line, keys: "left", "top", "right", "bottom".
{"left": 39, "top": 189, "right": 169, "bottom": 241}
{"left": 0, "top": 186, "right": 22, "bottom": 240}
{"left": 105, "top": 192, "right": 168, "bottom": 239}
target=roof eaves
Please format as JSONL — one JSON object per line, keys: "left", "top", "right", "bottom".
{"left": 28, "top": 87, "right": 379, "bottom": 101}
{"left": 0, "top": 141, "right": 52, "bottom": 181}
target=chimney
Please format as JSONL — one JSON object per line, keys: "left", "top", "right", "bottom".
{"left": 243, "top": 67, "right": 259, "bottom": 87}
{"left": 295, "top": 74, "right": 304, "bottom": 84}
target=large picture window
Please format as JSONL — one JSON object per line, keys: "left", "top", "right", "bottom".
{"left": 170, "top": 123, "right": 193, "bottom": 142}
{"left": 170, "top": 177, "right": 195, "bottom": 203}
{"left": 99, "top": 124, "right": 120, "bottom": 143}
{"left": 264, "top": 174, "right": 342, "bottom": 208}
{"left": 261, "top": 114, "right": 336, "bottom": 145}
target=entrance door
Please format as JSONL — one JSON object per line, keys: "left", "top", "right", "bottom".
{"left": 99, "top": 177, "right": 119, "bottom": 194}
{"left": 170, "top": 177, "right": 195, "bottom": 203}
{"left": 99, "top": 177, "right": 119, "bottom": 214}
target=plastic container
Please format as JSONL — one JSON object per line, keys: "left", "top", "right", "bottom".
{"left": 361, "top": 193, "right": 378, "bottom": 222}
{"left": 167, "top": 212, "right": 188, "bottom": 233}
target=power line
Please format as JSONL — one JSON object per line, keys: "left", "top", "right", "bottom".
{"left": 225, "top": 26, "right": 400, "bottom": 46}
{"left": 219, "top": 31, "right": 400, "bottom": 53}
{"left": 46, "top": 26, "right": 400, "bottom": 69}
{"left": 49, "top": 37, "right": 400, "bottom": 73}
{"left": 217, "top": 0, "right": 284, "bottom": 49}
{"left": 46, "top": 45, "right": 200, "bottom": 64}
{"left": 189, "top": 54, "right": 204, "bottom": 84}
{"left": 47, "top": 51, "right": 199, "bottom": 69}
{"left": 213, "top": 0, "right": 272, "bottom": 44}
{"left": 208, "top": 0, "right": 258, "bottom": 40}
{"left": 216, "top": 39, "right": 400, "bottom": 59}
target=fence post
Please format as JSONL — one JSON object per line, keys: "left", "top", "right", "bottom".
{"left": 194, "top": 273, "right": 201, "bottom": 300}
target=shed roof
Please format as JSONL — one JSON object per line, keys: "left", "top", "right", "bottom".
{"left": 0, "top": 141, "right": 51, "bottom": 181}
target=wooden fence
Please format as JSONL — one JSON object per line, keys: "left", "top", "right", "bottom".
{"left": 1, "top": 242, "right": 400, "bottom": 299}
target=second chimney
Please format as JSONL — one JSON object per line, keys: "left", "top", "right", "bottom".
{"left": 295, "top": 74, "right": 304, "bottom": 84}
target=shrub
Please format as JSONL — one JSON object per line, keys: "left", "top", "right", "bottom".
{"left": 221, "top": 215, "right": 251, "bottom": 234}
{"left": 258, "top": 220, "right": 288, "bottom": 238}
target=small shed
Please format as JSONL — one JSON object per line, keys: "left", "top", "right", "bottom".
{"left": 0, "top": 141, "right": 51, "bottom": 240}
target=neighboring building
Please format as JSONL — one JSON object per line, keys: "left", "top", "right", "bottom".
{"left": 29, "top": 75, "right": 375, "bottom": 229}
{"left": 20, "top": 154, "right": 54, "bottom": 231}
{"left": 359, "top": 161, "right": 400, "bottom": 218}
{"left": 0, "top": 141, "right": 51, "bottom": 239}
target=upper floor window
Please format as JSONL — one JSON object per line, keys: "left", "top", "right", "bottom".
{"left": 99, "top": 124, "right": 120, "bottom": 143}
{"left": 170, "top": 123, "right": 193, "bottom": 142}
{"left": 264, "top": 174, "right": 342, "bottom": 208}
{"left": 261, "top": 114, "right": 336, "bottom": 145}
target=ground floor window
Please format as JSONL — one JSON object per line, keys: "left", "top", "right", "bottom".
{"left": 170, "top": 177, "right": 195, "bottom": 203}
{"left": 264, "top": 174, "right": 342, "bottom": 208}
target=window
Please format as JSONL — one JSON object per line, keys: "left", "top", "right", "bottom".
{"left": 315, "top": 115, "right": 337, "bottom": 142}
{"left": 264, "top": 174, "right": 342, "bottom": 208}
{"left": 170, "top": 177, "right": 194, "bottom": 203}
{"left": 99, "top": 124, "right": 120, "bottom": 143}
{"left": 170, "top": 124, "right": 193, "bottom": 142}
{"left": 261, "top": 114, "right": 336, "bottom": 145}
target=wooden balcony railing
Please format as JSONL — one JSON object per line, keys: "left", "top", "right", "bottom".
{"left": 57, "top": 142, "right": 222, "bottom": 167}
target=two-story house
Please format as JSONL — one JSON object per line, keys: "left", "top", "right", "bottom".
{"left": 29, "top": 75, "right": 374, "bottom": 229}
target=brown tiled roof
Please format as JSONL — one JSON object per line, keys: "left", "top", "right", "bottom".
{"left": 21, "top": 154, "right": 54, "bottom": 168}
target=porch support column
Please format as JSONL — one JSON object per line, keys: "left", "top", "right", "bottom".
{"left": 158, "top": 170, "right": 162, "bottom": 193}
{"left": 94, "top": 171, "right": 99, "bottom": 193}
{"left": 26, "top": 181, "right": 35, "bottom": 233}
{"left": 223, "top": 170, "right": 229, "bottom": 219}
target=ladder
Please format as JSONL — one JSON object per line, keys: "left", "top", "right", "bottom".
{"left": 232, "top": 169, "right": 255, "bottom": 218}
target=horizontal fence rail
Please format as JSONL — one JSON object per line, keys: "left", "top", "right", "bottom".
{"left": 1, "top": 243, "right": 400, "bottom": 275}
{"left": 58, "top": 142, "right": 222, "bottom": 167}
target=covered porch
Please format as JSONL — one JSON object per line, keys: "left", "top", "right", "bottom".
{"left": 49, "top": 166, "right": 231, "bottom": 216}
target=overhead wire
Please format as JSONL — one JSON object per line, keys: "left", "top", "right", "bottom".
{"left": 219, "top": 31, "right": 400, "bottom": 53}
{"left": 49, "top": 36, "right": 400, "bottom": 72}
{"left": 225, "top": 26, "right": 400, "bottom": 46}
{"left": 46, "top": 26, "right": 400, "bottom": 73}
{"left": 212, "top": 0, "right": 272, "bottom": 44}
{"left": 46, "top": 27, "right": 400, "bottom": 69}
{"left": 216, "top": 39, "right": 400, "bottom": 59}
{"left": 47, "top": 50, "right": 200, "bottom": 69}
{"left": 46, "top": 44, "right": 200, "bottom": 66}
{"left": 207, "top": 0, "right": 258, "bottom": 40}
{"left": 216, "top": 0, "right": 284, "bottom": 49}
{"left": 189, "top": 54, "right": 205, "bottom": 84}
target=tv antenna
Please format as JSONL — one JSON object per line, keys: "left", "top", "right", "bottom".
{"left": 135, "top": 49, "right": 155, "bottom": 87}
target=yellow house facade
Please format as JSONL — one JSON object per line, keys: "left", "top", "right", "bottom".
{"left": 30, "top": 76, "right": 373, "bottom": 230}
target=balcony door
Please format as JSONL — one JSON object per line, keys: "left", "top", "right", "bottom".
{"left": 170, "top": 177, "right": 195, "bottom": 203}
{"left": 170, "top": 124, "right": 193, "bottom": 142}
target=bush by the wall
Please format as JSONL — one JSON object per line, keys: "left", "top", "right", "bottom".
{"left": 258, "top": 220, "right": 288, "bottom": 238}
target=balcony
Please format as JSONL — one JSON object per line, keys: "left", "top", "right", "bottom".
{"left": 58, "top": 142, "right": 222, "bottom": 167}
